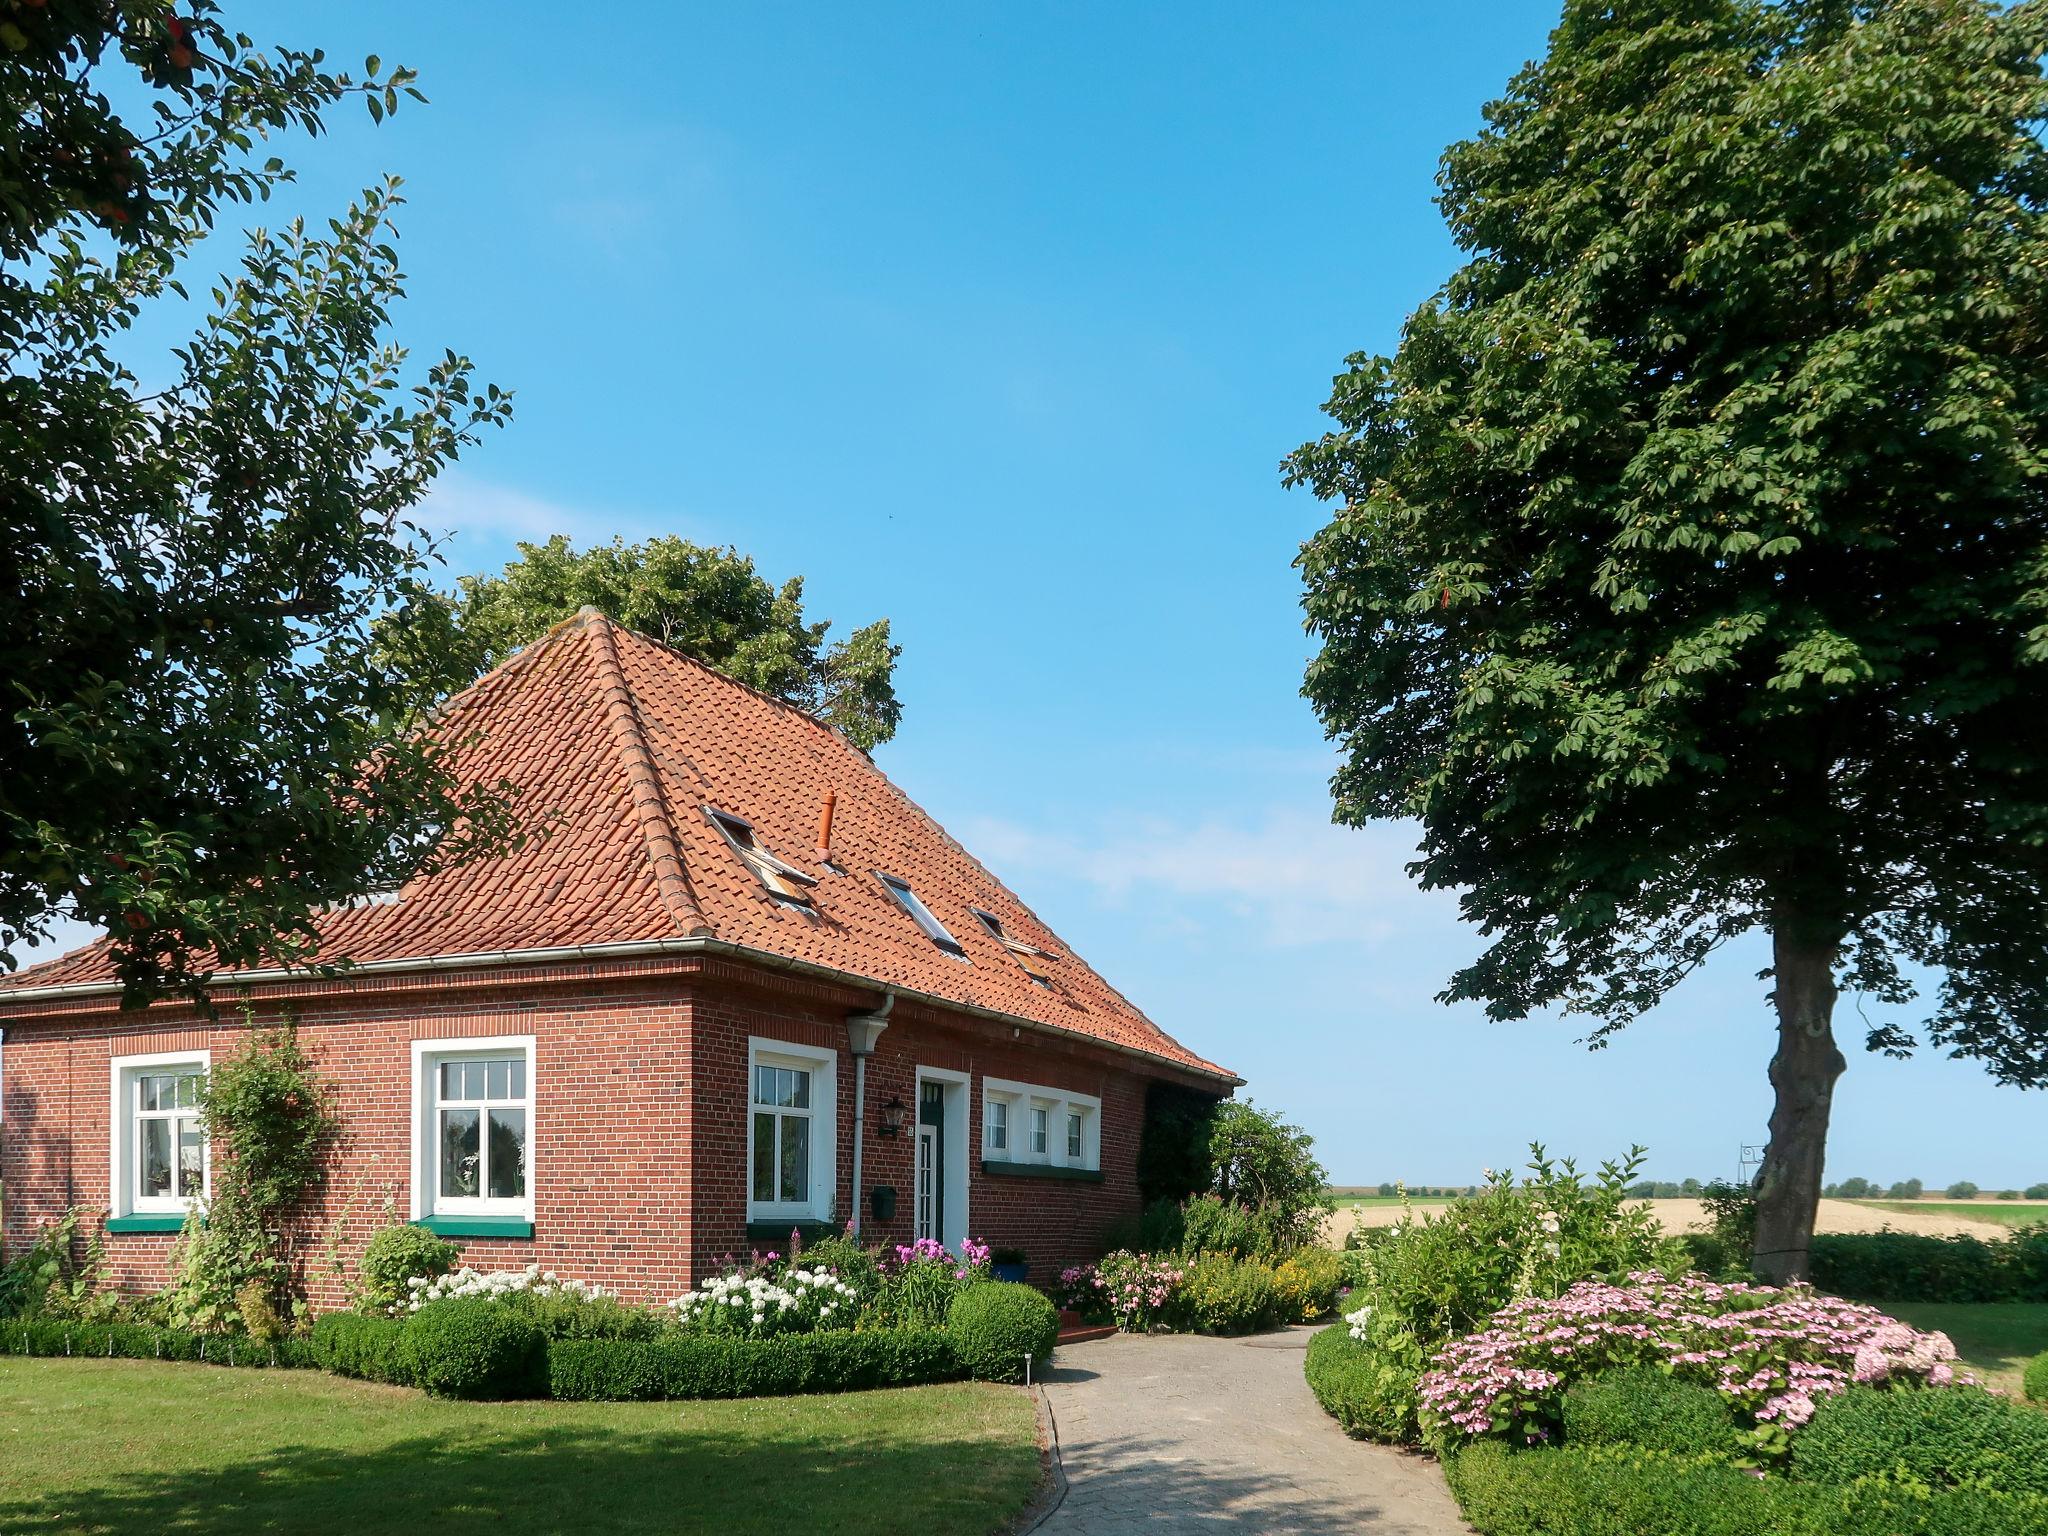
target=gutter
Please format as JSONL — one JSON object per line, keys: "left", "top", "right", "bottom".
{"left": 0, "top": 937, "right": 1243, "bottom": 1087}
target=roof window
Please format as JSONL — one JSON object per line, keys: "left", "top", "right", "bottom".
{"left": 971, "top": 907, "right": 1055, "bottom": 986}
{"left": 707, "top": 809, "right": 816, "bottom": 906}
{"left": 877, "top": 873, "right": 966, "bottom": 958}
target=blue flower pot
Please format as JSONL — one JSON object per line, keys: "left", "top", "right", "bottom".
{"left": 992, "top": 1261, "right": 1030, "bottom": 1284}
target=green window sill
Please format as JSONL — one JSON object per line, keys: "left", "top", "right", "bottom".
{"left": 106, "top": 1214, "right": 190, "bottom": 1234}
{"left": 980, "top": 1160, "right": 1105, "bottom": 1183}
{"left": 413, "top": 1216, "right": 534, "bottom": 1240}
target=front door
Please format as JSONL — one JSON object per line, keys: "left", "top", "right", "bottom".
{"left": 915, "top": 1080, "right": 946, "bottom": 1243}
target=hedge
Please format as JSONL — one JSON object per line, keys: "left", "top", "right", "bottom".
{"left": 1808, "top": 1227, "right": 2048, "bottom": 1303}
{"left": 1303, "top": 1321, "right": 1421, "bottom": 1443}
{"left": 1445, "top": 1441, "right": 2048, "bottom": 1536}
{"left": 1788, "top": 1385, "right": 2048, "bottom": 1499}
{"left": 1560, "top": 1367, "right": 1743, "bottom": 1459}
{"left": 310, "top": 1312, "right": 415, "bottom": 1386}
{"left": 2026, "top": 1350, "right": 2048, "bottom": 1406}
{"left": 546, "top": 1328, "right": 963, "bottom": 1402}
{"left": 0, "top": 1318, "right": 315, "bottom": 1369}
{"left": 948, "top": 1282, "right": 1058, "bottom": 1384}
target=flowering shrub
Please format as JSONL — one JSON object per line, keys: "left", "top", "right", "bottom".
{"left": 666, "top": 1267, "right": 858, "bottom": 1338}
{"left": 1055, "top": 1263, "right": 1100, "bottom": 1316}
{"left": 406, "top": 1264, "right": 612, "bottom": 1311}
{"left": 873, "top": 1237, "right": 992, "bottom": 1327}
{"left": 1418, "top": 1270, "right": 1962, "bottom": 1455}
{"left": 1095, "top": 1250, "right": 1185, "bottom": 1332}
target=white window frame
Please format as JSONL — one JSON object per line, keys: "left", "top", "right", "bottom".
{"left": 746, "top": 1036, "right": 838, "bottom": 1224}
{"left": 109, "top": 1050, "right": 211, "bottom": 1219}
{"left": 410, "top": 1035, "right": 536, "bottom": 1224}
{"left": 980, "top": 1076, "right": 1101, "bottom": 1171}
{"left": 706, "top": 806, "right": 817, "bottom": 907}
{"left": 986, "top": 1097, "right": 1009, "bottom": 1153}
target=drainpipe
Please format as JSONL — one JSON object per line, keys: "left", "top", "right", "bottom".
{"left": 843, "top": 992, "right": 894, "bottom": 1235}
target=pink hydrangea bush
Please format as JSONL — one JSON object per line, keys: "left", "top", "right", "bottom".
{"left": 1418, "top": 1271, "right": 1962, "bottom": 1454}
{"left": 1093, "top": 1250, "right": 1186, "bottom": 1332}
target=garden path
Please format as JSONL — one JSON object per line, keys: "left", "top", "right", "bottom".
{"left": 1035, "top": 1326, "right": 1470, "bottom": 1534}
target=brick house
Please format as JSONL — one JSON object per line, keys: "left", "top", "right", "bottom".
{"left": 0, "top": 610, "right": 1234, "bottom": 1306}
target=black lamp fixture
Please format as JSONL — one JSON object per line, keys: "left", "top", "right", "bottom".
{"left": 878, "top": 1095, "right": 910, "bottom": 1139}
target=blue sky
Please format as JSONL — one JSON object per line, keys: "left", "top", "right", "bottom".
{"left": 36, "top": 1, "right": 2044, "bottom": 1186}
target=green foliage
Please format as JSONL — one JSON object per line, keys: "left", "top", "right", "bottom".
{"left": 1304, "top": 1322, "right": 1422, "bottom": 1443}
{"left": 379, "top": 534, "right": 903, "bottom": 751}
{"left": 1445, "top": 1440, "right": 2048, "bottom": 1536}
{"left": 1946, "top": 1182, "right": 1981, "bottom": 1201}
{"left": 1342, "top": 1148, "right": 1667, "bottom": 1388}
{"left": 1135, "top": 1082, "right": 1222, "bottom": 1207}
{"left": 404, "top": 1297, "right": 545, "bottom": 1399}
{"left": 500, "top": 1288, "right": 661, "bottom": 1342}
{"left": 1100, "top": 1198, "right": 1190, "bottom": 1257}
{"left": 783, "top": 1234, "right": 882, "bottom": 1302}
{"left": 310, "top": 1312, "right": 414, "bottom": 1386}
{"left": 1178, "top": 1195, "right": 1268, "bottom": 1260}
{"left": 1204, "top": 1100, "right": 1332, "bottom": 1254}
{"left": 1809, "top": 1226, "right": 2048, "bottom": 1303}
{"left": 0, "top": 5, "right": 518, "bottom": 998}
{"left": 2024, "top": 1350, "right": 2048, "bottom": 1404}
{"left": 1286, "top": 0, "right": 2048, "bottom": 1279}
{"left": 545, "top": 1328, "right": 964, "bottom": 1402}
{"left": 1697, "top": 1181, "right": 1758, "bottom": 1273}
{"left": 0, "top": 1316, "right": 315, "bottom": 1369}
{"left": 1562, "top": 1367, "right": 1742, "bottom": 1458}
{"left": 354, "top": 1224, "right": 457, "bottom": 1315}
{"left": 1273, "top": 1247, "right": 1347, "bottom": 1322}
{"left": 0, "top": 1209, "right": 107, "bottom": 1320}
{"left": 1172, "top": 1253, "right": 1283, "bottom": 1335}
{"left": 946, "top": 1282, "right": 1058, "bottom": 1383}
{"left": 2027, "top": 1184, "right": 2048, "bottom": 1201}
{"left": 170, "top": 1025, "right": 336, "bottom": 1331}
{"left": 1789, "top": 1385, "right": 2048, "bottom": 1498}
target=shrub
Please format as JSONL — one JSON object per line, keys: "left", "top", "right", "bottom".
{"left": 546, "top": 1327, "right": 962, "bottom": 1402}
{"left": 1173, "top": 1253, "right": 1282, "bottom": 1335}
{"left": 1204, "top": 1100, "right": 1332, "bottom": 1254}
{"left": 356, "top": 1225, "right": 458, "bottom": 1315}
{"left": 311, "top": 1312, "right": 414, "bottom": 1385}
{"left": 667, "top": 1267, "right": 859, "bottom": 1338}
{"left": 1808, "top": 1226, "right": 2048, "bottom": 1303}
{"left": 2020, "top": 1350, "right": 2048, "bottom": 1404}
{"left": 0, "top": 1209, "right": 103, "bottom": 1319}
{"left": 404, "top": 1297, "right": 544, "bottom": 1399}
{"left": 1179, "top": 1194, "right": 1270, "bottom": 1260}
{"left": 1420, "top": 1271, "right": 1960, "bottom": 1455}
{"left": 1304, "top": 1322, "right": 1421, "bottom": 1442}
{"left": 2027, "top": 1183, "right": 2048, "bottom": 1201}
{"left": 1789, "top": 1384, "right": 2048, "bottom": 1497}
{"left": 1562, "top": 1366, "right": 1742, "bottom": 1457}
{"left": 1444, "top": 1440, "right": 2048, "bottom": 1536}
{"left": 785, "top": 1234, "right": 881, "bottom": 1299}
{"left": 1273, "top": 1248, "right": 1346, "bottom": 1321}
{"left": 1888, "top": 1178, "right": 1924, "bottom": 1199}
{"left": 1100, "top": 1198, "right": 1189, "bottom": 1257}
{"left": 1946, "top": 1181, "right": 1980, "bottom": 1200}
{"left": 508, "top": 1288, "right": 661, "bottom": 1340}
{"left": 1095, "top": 1251, "right": 1186, "bottom": 1332}
{"left": 0, "top": 1317, "right": 316, "bottom": 1368}
{"left": 948, "top": 1281, "right": 1057, "bottom": 1383}
{"left": 404, "top": 1263, "right": 614, "bottom": 1312}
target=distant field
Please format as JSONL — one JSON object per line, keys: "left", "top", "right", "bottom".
{"left": 1328, "top": 1193, "right": 1455, "bottom": 1209}
{"left": 1852, "top": 1200, "right": 2048, "bottom": 1230}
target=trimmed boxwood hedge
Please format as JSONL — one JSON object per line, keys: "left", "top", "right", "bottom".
{"left": 1303, "top": 1321, "right": 1421, "bottom": 1443}
{"left": 1808, "top": 1227, "right": 2048, "bottom": 1303}
{"left": 947, "top": 1282, "right": 1058, "bottom": 1384}
{"left": 1561, "top": 1366, "right": 1743, "bottom": 1458}
{"left": 310, "top": 1312, "right": 415, "bottom": 1386}
{"left": 405, "top": 1298, "right": 546, "bottom": 1399}
{"left": 1788, "top": 1385, "right": 2048, "bottom": 1499}
{"left": 1446, "top": 1441, "right": 2048, "bottom": 1536}
{"left": 546, "top": 1327, "right": 963, "bottom": 1402}
{"left": 0, "top": 1318, "right": 315, "bottom": 1369}
{"left": 2026, "top": 1349, "right": 2048, "bottom": 1405}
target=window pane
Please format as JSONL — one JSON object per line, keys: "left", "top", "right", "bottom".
{"left": 178, "top": 1118, "right": 205, "bottom": 1197}
{"left": 787, "top": 1068, "right": 809, "bottom": 1110}
{"left": 487, "top": 1059, "right": 508, "bottom": 1100}
{"left": 753, "top": 1065, "right": 772, "bottom": 1106}
{"left": 487, "top": 1109, "right": 527, "bottom": 1199}
{"left": 139, "top": 1074, "right": 165, "bottom": 1112}
{"left": 779, "top": 1115, "right": 810, "bottom": 1204}
{"left": 507, "top": 1058, "right": 526, "bottom": 1100}
{"left": 1031, "top": 1107, "right": 1048, "bottom": 1153}
{"left": 1068, "top": 1114, "right": 1083, "bottom": 1159}
{"left": 141, "top": 1118, "right": 172, "bottom": 1196}
{"left": 440, "top": 1107, "right": 480, "bottom": 1198}
{"left": 752, "top": 1112, "right": 776, "bottom": 1202}
{"left": 175, "top": 1074, "right": 200, "bottom": 1110}
{"left": 439, "top": 1061, "right": 460, "bottom": 1100}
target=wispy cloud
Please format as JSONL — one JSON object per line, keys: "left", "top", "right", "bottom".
{"left": 413, "top": 474, "right": 654, "bottom": 547}
{"left": 959, "top": 809, "right": 1456, "bottom": 949}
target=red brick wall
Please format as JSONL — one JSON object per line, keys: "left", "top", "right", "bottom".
{"left": 0, "top": 957, "right": 1218, "bottom": 1308}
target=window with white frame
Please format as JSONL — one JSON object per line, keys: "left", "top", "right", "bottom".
{"left": 747, "top": 1037, "right": 837, "bottom": 1222}
{"left": 876, "top": 872, "right": 967, "bottom": 958}
{"left": 707, "top": 807, "right": 817, "bottom": 907}
{"left": 412, "top": 1037, "right": 535, "bottom": 1221}
{"left": 109, "top": 1051, "right": 210, "bottom": 1217}
{"left": 980, "top": 1077, "right": 1101, "bottom": 1171}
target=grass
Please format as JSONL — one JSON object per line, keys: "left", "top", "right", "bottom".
{"left": 1328, "top": 1192, "right": 1457, "bottom": 1208}
{"left": 1850, "top": 1200, "right": 2048, "bottom": 1230}
{"left": 0, "top": 1358, "right": 1041, "bottom": 1535}
{"left": 1884, "top": 1302, "right": 2048, "bottom": 1397}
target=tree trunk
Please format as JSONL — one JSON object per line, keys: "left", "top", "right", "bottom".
{"left": 1752, "top": 929, "right": 1846, "bottom": 1285}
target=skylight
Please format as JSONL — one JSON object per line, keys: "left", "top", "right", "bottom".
{"left": 877, "top": 873, "right": 966, "bottom": 957}
{"left": 707, "top": 809, "right": 816, "bottom": 906}
{"left": 971, "top": 907, "right": 1054, "bottom": 986}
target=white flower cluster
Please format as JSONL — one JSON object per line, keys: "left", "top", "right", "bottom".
{"left": 1346, "top": 1303, "right": 1374, "bottom": 1343}
{"left": 666, "top": 1267, "right": 857, "bottom": 1336}
{"left": 405, "top": 1262, "right": 613, "bottom": 1312}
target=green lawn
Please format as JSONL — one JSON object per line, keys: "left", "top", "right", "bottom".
{"left": 0, "top": 1358, "right": 1041, "bottom": 1535}
{"left": 1850, "top": 1200, "right": 2048, "bottom": 1229}
{"left": 1885, "top": 1302, "right": 2048, "bottom": 1397}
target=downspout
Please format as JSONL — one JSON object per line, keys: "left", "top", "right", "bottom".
{"left": 844, "top": 992, "right": 894, "bottom": 1235}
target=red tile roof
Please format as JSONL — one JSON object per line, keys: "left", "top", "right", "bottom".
{"left": 3, "top": 611, "right": 1230, "bottom": 1079}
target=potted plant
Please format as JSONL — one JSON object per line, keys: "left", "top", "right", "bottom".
{"left": 990, "top": 1247, "right": 1029, "bottom": 1284}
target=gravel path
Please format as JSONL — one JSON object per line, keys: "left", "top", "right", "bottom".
{"left": 1036, "top": 1328, "right": 1469, "bottom": 1534}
